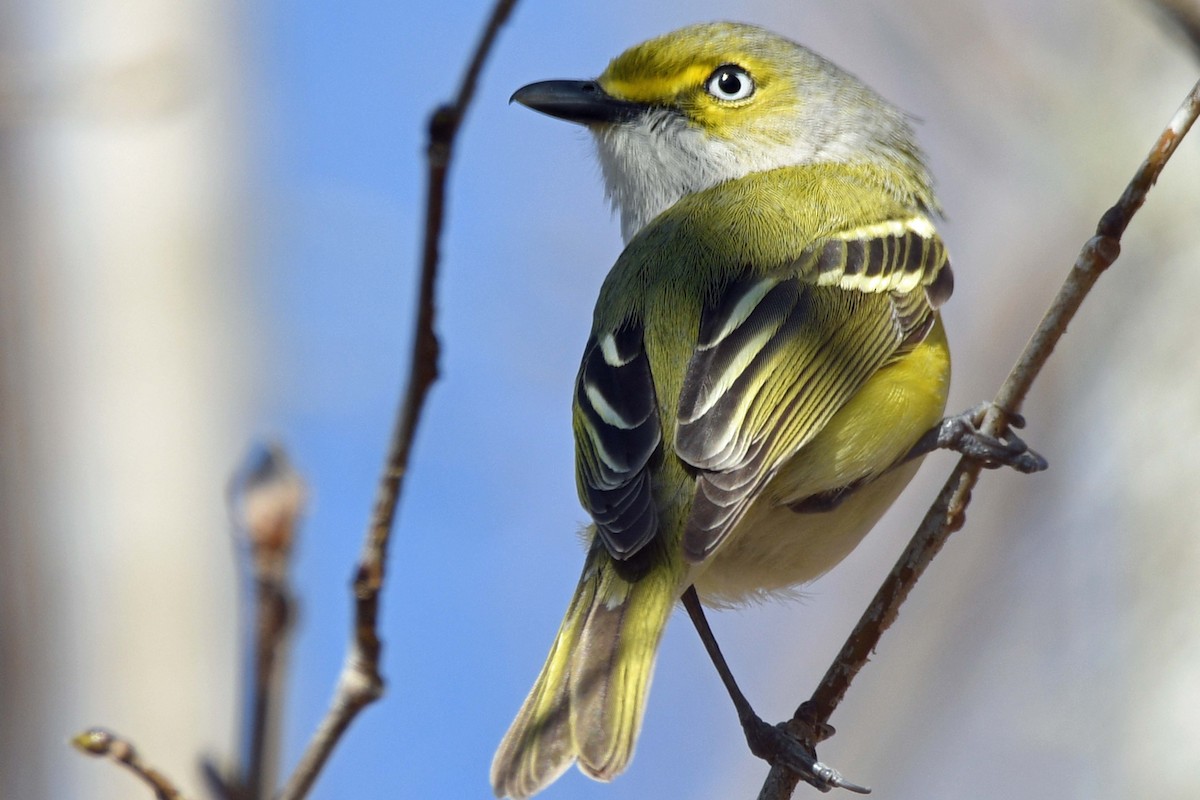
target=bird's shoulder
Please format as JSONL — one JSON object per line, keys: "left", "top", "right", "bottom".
{"left": 594, "top": 161, "right": 936, "bottom": 327}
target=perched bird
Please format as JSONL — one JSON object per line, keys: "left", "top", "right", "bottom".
{"left": 492, "top": 21, "right": 954, "bottom": 798}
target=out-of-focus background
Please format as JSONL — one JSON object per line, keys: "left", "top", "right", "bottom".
{"left": 2, "top": 1, "right": 1198, "bottom": 798}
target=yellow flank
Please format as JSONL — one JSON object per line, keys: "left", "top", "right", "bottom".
{"left": 697, "top": 319, "right": 951, "bottom": 603}
{"left": 772, "top": 316, "right": 949, "bottom": 499}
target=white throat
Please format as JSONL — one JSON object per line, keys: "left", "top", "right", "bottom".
{"left": 591, "top": 111, "right": 715, "bottom": 242}
{"left": 591, "top": 100, "right": 927, "bottom": 243}
{"left": 591, "top": 108, "right": 824, "bottom": 242}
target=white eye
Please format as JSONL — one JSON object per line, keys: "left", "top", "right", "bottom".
{"left": 705, "top": 65, "right": 755, "bottom": 101}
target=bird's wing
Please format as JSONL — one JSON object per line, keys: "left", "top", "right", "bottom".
{"left": 572, "top": 320, "right": 663, "bottom": 560}
{"left": 676, "top": 219, "right": 952, "bottom": 562}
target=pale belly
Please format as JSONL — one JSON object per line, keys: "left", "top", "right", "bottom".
{"left": 691, "top": 459, "right": 921, "bottom": 605}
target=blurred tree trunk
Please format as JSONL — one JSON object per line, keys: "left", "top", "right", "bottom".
{"left": 0, "top": 1, "right": 249, "bottom": 796}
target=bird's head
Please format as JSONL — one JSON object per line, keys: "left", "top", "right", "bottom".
{"left": 513, "top": 22, "right": 930, "bottom": 241}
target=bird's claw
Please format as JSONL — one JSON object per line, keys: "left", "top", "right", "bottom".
{"left": 812, "top": 761, "right": 871, "bottom": 795}
{"left": 931, "top": 403, "right": 1047, "bottom": 473}
{"left": 741, "top": 714, "right": 870, "bottom": 794}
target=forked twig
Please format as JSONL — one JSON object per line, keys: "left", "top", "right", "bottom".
{"left": 274, "top": 2, "right": 519, "bottom": 798}
{"left": 757, "top": 77, "right": 1200, "bottom": 800}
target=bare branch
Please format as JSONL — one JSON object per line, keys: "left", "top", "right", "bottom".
{"left": 273, "top": 2, "right": 519, "bottom": 798}
{"left": 757, "top": 77, "right": 1200, "bottom": 800}
{"left": 72, "top": 728, "right": 190, "bottom": 800}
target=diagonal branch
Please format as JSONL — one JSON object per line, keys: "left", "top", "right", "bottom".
{"left": 757, "top": 77, "right": 1200, "bottom": 800}
{"left": 274, "top": 2, "right": 520, "bottom": 798}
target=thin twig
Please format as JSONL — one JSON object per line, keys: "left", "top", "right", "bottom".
{"left": 71, "top": 728, "right": 190, "bottom": 800}
{"left": 273, "top": 2, "right": 519, "bottom": 799}
{"left": 757, "top": 77, "right": 1200, "bottom": 800}
{"left": 227, "top": 445, "right": 306, "bottom": 800}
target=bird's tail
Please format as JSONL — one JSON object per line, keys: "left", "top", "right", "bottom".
{"left": 490, "top": 542, "right": 677, "bottom": 799}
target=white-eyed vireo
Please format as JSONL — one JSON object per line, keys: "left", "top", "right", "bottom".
{"left": 492, "top": 22, "right": 954, "bottom": 798}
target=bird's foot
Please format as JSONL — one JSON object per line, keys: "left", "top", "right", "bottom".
{"left": 910, "top": 402, "right": 1048, "bottom": 473}
{"left": 740, "top": 712, "right": 870, "bottom": 794}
